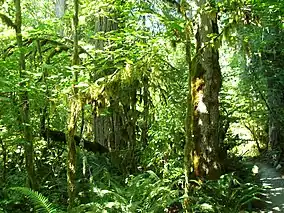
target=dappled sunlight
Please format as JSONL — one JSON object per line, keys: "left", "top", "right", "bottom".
{"left": 197, "top": 95, "right": 208, "bottom": 113}
{"left": 258, "top": 163, "right": 284, "bottom": 212}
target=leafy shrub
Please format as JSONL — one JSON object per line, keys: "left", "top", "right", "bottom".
{"left": 0, "top": 186, "right": 31, "bottom": 213}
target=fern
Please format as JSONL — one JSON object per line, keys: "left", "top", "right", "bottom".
{"left": 189, "top": 173, "right": 264, "bottom": 212}
{"left": 10, "top": 187, "right": 58, "bottom": 213}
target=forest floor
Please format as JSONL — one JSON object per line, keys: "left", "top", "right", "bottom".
{"left": 256, "top": 162, "right": 284, "bottom": 212}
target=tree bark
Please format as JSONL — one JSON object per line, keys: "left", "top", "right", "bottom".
{"left": 191, "top": 0, "right": 222, "bottom": 179}
{"left": 55, "top": 0, "right": 65, "bottom": 18}
{"left": 184, "top": 19, "right": 194, "bottom": 196}
{"left": 141, "top": 74, "right": 149, "bottom": 146}
{"left": 267, "top": 72, "right": 282, "bottom": 150}
{"left": 67, "top": 101, "right": 79, "bottom": 211}
{"left": 67, "top": 0, "right": 79, "bottom": 210}
{"left": 15, "top": 0, "right": 37, "bottom": 190}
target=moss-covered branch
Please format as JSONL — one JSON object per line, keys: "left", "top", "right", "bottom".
{"left": 2, "top": 37, "right": 93, "bottom": 60}
{"left": 42, "top": 129, "right": 108, "bottom": 153}
{"left": 0, "top": 13, "right": 16, "bottom": 29}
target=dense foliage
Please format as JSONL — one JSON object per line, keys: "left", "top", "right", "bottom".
{"left": 0, "top": 0, "right": 283, "bottom": 212}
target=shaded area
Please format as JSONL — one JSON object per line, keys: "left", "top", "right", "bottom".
{"left": 42, "top": 129, "right": 109, "bottom": 153}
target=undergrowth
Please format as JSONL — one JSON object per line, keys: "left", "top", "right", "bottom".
{"left": 0, "top": 156, "right": 264, "bottom": 213}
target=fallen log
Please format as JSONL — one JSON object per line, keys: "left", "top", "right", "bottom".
{"left": 42, "top": 129, "right": 108, "bottom": 153}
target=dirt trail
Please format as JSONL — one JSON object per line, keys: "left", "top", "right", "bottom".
{"left": 257, "top": 162, "right": 284, "bottom": 212}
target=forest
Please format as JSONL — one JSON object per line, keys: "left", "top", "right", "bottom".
{"left": 0, "top": 0, "right": 284, "bottom": 212}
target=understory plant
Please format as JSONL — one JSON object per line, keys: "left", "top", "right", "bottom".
{"left": 3, "top": 165, "right": 264, "bottom": 213}
{"left": 189, "top": 173, "right": 264, "bottom": 213}
{"left": 9, "top": 187, "right": 58, "bottom": 213}
{"left": 72, "top": 169, "right": 183, "bottom": 213}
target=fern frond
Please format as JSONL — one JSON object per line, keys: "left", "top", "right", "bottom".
{"left": 10, "top": 187, "right": 57, "bottom": 213}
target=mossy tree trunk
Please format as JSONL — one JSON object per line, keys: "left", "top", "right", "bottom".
{"left": 92, "top": 4, "right": 118, "bottom": 149}
{"left": 66, "top": 101, "right": 79, "bottom": 211}
{"left": 67, "top": 0, "right": 80, "bottom": 210}
{"left": 190, "top": 0, "right": 222, "bottom": 180}
{"left": 141, "top": 75, "right": 149, "bottom": 146}
{"left": 184, "top": 19, "right": 194, "bottom": 195}
{"left": 15, "top": 0, "right": 37, "bottom": 190}
{"left": 91, "top": 4, "right": 140, "bottom": 174}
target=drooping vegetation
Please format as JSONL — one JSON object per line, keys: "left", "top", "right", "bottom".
{"left": 0, "top": 0, "right": 283, "bottom": 212}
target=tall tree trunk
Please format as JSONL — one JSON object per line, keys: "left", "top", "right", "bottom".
{"left": 267, "top": 70, "right": 281, "bottom": 150}
{"left": 55, "top": 0, "right": 65, "bottom": 18}
{"left": 55, "top": 0, "right": 66, "bottom": 36}
{"left": 67, "top": 0, "right": 79, "bottom": 210}
{"left": 141, "top": 74, "right": 149, "bottom": 146}
{"left": 15, "top": 0, "right": 37, "bottom": 190}
{"left": 66, "top": 101, "right": 79, "bottom": 211}
{"left": 184, "top": 19, "right": 193, "bottom": 196}
{"left": 191, "top": 0, "right": 222, "bottom": 179}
